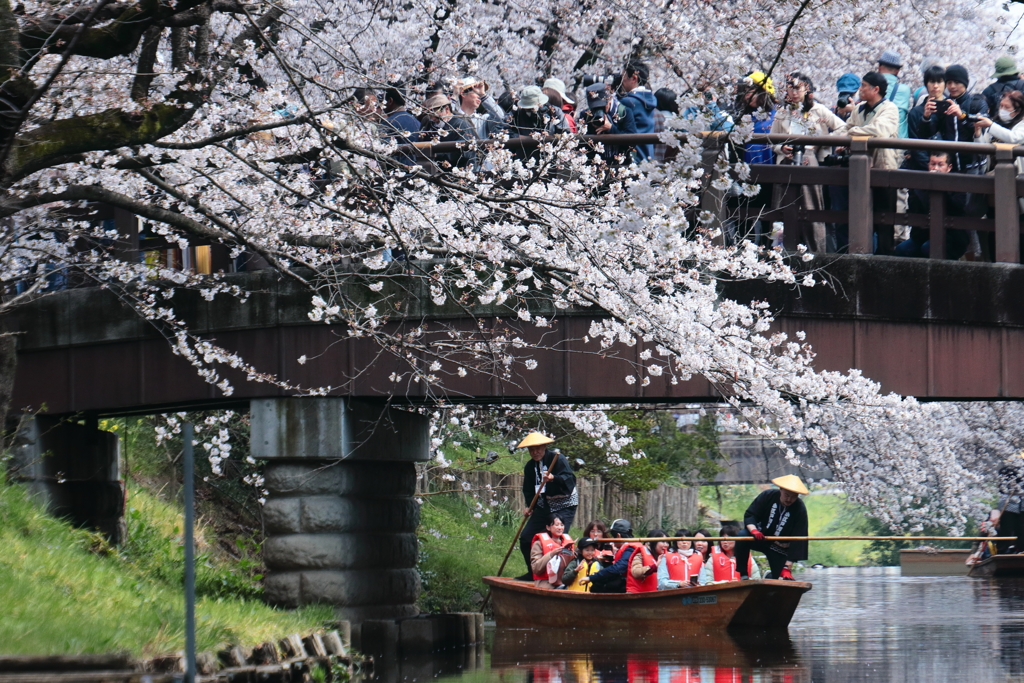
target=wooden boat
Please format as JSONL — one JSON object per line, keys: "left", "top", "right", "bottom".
{"left": 900, "top": 549, "right": 972, "bottom": 576}
{"left": 967, "top": 554, "right": 1024, "bottom": 578}
{"left": 482, "top": 576, "right": 812, "bottom": 633}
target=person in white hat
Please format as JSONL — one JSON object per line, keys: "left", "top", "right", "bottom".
{"left": 732, "top": 474, "right": 810, "bottom": 581}
{"left": 452, "top": 76, "right": 505, "bottom": 140}
{"left": 514, "top": 431, "right": 578, "bottom": 580}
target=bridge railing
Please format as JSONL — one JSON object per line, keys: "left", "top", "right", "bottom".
{"left": 403, "top": 132, "right": 1024, "bottom": 263}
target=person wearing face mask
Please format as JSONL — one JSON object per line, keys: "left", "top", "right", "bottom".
{"left": 974, "top": 90, "right": 1024, "bottom": 146}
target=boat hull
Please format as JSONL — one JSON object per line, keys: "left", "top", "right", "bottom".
{"left": 483, "top": 576, "right": 811, "bottom": 632}
{"left": 968, "top": 554, "right": 1024, "bottom": 577}
{"left": 900, "top": 549, "right": 972, "bottom": 576}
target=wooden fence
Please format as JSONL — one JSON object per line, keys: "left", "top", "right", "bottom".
{"left": 416, "top": 466, "right": 699, "bottom": 531}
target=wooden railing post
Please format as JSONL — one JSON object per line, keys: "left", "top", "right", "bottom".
{"left": 993, "top": 143, "right": 1019, "bottom": 263}
{"left": 848, "top": 136, "right": 873, "bottom": 254}
{"left": 928, "top": 191, "right": 946, "bottom": 259}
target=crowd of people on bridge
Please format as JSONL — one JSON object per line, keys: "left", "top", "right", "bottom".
{"left": 513, "top": 431, "right": 810, "bottom": 592}
{"left": 353, "top": 49, "right": 1024, "bottom": 261}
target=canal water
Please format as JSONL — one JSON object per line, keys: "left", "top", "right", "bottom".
{"left": 372, "top": 567, "right": 1024, "bottom": 683}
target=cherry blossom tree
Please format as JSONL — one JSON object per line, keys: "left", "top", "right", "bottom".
{"left": 1, "top": 0, "right": 1022, "bottom": 530}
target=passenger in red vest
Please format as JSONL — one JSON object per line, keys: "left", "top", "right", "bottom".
{"left": 698, "top": 524, "right": 760, "bottom": 584}
{"left": 530, "top": 513, "right": 574, "bottom": 588}
{"left": 626, "top": 530, "right": 660, "bottom": 593}
{"left": 659, "top": 527, "right": 699, "bottom": 589}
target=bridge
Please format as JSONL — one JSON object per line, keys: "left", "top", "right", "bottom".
{"left": 7, "top": 132, "right": 1024, "bottom": 625}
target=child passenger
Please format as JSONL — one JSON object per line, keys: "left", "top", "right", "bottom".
{"left": 699, "top": 524, "right": 761, "bottom": 584}
{"left": 582, "top": 520, "right": 615, "bottom": 566}
{"left": 563, "top": 537, "right": 602, "bottom": 591}
{"left": 531, "top": 513, "right": 574, "bottom": 589}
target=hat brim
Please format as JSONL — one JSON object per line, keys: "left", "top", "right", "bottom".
{"left": 771, "top": 475, "right": 810, "bottom": 495}
{"left": 517, "top": 433, "right": 555, "bottom": 449}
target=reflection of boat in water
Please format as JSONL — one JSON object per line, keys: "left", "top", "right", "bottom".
{"left": 968, "top": 554, "right": 1024, "bottom": 577}
{"left": 483, "top": 576, "right": 811, "bottom": 632}
{"left": 492, "top": 628, "right": 809, "bottom": 682}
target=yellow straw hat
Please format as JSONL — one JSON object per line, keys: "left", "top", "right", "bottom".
{"left": 771, "top": 474, "right": 809, "bottom": 495}
{"left": 517, "top": 432, "right": 555, "bottom": 449}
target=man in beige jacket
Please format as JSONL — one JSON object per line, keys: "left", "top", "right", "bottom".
{"left": 839, "top": 72, "right": 901, "bottom": 252}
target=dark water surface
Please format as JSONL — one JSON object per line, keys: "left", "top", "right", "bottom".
{"left": 375, "top": 567, "right": 1024, "bottom": 683}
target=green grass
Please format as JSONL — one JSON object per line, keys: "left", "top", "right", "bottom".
{"left": 699, "top": 485, "right": 870, "bottom": 567}
{"left": 0, "top": 476, "right": 332, "bottom": 656}
{"left": 417, "top": 494, "right": 516, "bottom": 614}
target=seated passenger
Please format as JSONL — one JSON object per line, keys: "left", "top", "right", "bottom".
{"left": 563, "top": 537, "right": 602, "bottom": 591}
{"left": 582, "top": 520, "right": 615, "bottom": 566}
{"left": 699, "top": 524, "right": 761, "bottom": 584}
{"left": 579, "top": 518, "right": 637, "bottom": 593}
{"left": 626, "top": 529, "right": 660, "bottom": 593}
{"left": 530, "top": 513, "right": 574, "bottom": 589}
{"left": 690, "top": 529, "right": 711, "bottom": 579}
{"left": 660, "top": 528, "right": 696, "bottom": 590}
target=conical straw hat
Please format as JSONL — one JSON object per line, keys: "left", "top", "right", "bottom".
{"left": 517, "top": 432, "right": 555, "bottom": 449}
{"left": 771, "top": 474, "right": 809, "bottom": 495}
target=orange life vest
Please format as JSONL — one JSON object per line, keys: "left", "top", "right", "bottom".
{"left": 710, "top": 546, "right": 755, "bottom": 581}
{"left": 686, "top": 551, "right": 705, "bottom": 578}
{"left": 532, "top": 532, "right": 572, "bottom": 581}
{"left": 664, "top": 552, "right": 689, "bottom": 583}
{"left": 622, "top": 544, "right": 658, "bottom": 593}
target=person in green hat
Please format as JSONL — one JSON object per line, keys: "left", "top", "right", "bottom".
{"left": 982, "top": 56, "right": 1024, "bottom": 117}
{"left": 514, "top": 432, "right": 578, "bottom": 580}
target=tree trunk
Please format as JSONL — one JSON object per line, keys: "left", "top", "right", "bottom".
{"left": 0, "top": 332, "right": 16, "bottom": 444}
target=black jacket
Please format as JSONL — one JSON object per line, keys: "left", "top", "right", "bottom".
{"left": 917, "top": 92, "right": 989, "bottom": 172}
{"left": 744, "top": 489, "right": 809, "bottom": 561}
{"left": 982, "top": 76, "right": 1024, "bottom": 117}
{"left": 522, "top": 449, "right": 577, "bottom": 506}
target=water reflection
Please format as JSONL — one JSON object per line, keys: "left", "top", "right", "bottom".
{"left": 373, "top": 568, "right": 1024, "bottom": 683}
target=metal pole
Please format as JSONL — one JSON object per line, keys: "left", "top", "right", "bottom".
{"left": 183, "top": 422, "right": 196, "bottom": 683}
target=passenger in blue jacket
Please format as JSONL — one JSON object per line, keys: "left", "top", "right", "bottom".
{"left": 578, "top": 518, "right": 635, "bottom": 593}
{"left": 618, "top": 60, "right": 658, "bottom": 161}
{"left": 381, "top": 88, "right": 420, "bottom": 143}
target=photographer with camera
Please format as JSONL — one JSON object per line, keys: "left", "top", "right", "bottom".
{"left": 917, "top": 65, "right": 989, "bottom": 174}
{"left": 768, "top": 72, "right": 846, "bottom": 253}
{"left": 580, "top": 82, "right": 637, "bottom": 163}
{"left": 838, "top": 72, "right": 901, "bottom": 253}
{"left": 904, "top": 65, "right": 948, "bottom": 172}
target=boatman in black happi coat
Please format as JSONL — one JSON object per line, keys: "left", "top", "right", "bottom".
{"left": 516, "top": 432, "right": 579, "bottom": 580}
{"left": 733, "top": 475, "right": 810, "bottom": 581}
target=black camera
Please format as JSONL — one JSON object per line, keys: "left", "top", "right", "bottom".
{"left": 934, "top": 99, "right": 951, "bottom": 115}
{"left": 583, "top": 73, "right": 619, "bottom": 89}
{"left": 837, "top": 94, "right": 853, "bottom": 109}
{"left": 821, "top": 150, "right": 851, "bottom": 167}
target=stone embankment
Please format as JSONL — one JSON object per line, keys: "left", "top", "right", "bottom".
{"left": 0, "top": 627, "right": 361, "bottom": 683}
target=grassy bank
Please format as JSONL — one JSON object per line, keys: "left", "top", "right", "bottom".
{"left": 0, "top": 475, "right": 332, "bottom": 656}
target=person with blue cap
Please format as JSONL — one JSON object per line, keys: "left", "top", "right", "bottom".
{"left": 877, "top": 50, "right": 912, "bottom": 137}
{"left": 834, "top": 72, "right": 861, "bottom": 121}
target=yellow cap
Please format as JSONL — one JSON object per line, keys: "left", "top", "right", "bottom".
{"left": 747, "top": 71, "right": 775, "bottom": 96}
{"left": 517, "top": 432, "right": 555, "bottom": 449}
{"left": 771, "top": 475, "right": 809, "bottom": 495}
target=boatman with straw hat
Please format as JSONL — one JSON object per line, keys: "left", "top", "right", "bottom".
{"left": 515, "top": 432, "right": 578, "bottom": 580}
{"left": 733, "top": 475, "right": 810, "bottom": 581}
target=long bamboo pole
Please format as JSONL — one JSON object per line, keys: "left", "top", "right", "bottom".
{"left": 479, "top": 488, "right": 543, "bottom": 610}
{"left": 599, "top": 536, "right": 1015, "bottom": 543}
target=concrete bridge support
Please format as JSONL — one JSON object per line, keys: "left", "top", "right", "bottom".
{"left": 8, "top": 416, "right": 125, "bottom": 543}
{"left": 252, "top": 398, "right": 429, "bottom": 623}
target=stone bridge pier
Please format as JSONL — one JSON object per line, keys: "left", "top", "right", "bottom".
{"left": 252, "top": 398, "right": 428, "bottom": 623}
